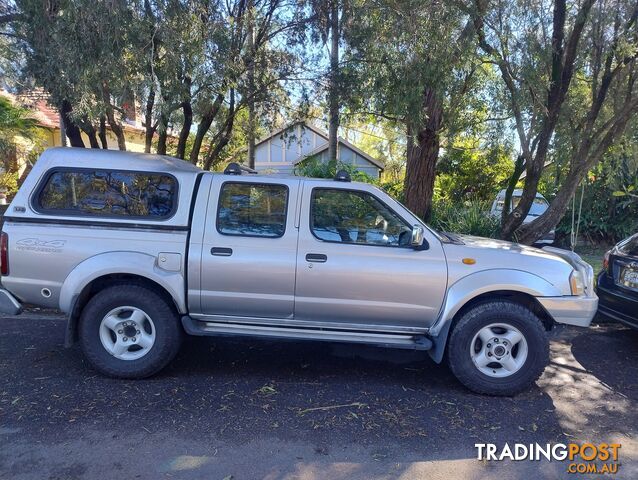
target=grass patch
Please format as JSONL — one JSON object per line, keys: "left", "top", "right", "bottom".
{"left": 573, "top": 244, "right": 611, "bottom": 272}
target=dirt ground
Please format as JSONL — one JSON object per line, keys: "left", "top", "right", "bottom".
{"left": 0, "top": 310, "right": 636, "bottom": 480}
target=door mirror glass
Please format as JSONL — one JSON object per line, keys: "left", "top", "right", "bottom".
{"left": 411, "top": 225, "right": 425, "bottom": 248}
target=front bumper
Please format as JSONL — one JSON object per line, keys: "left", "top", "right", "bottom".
{"left": 537, "top": 295, "right": 598, "bottom": 327}
{"left": 0, "top": 288, "right": 22, "bottom": 315}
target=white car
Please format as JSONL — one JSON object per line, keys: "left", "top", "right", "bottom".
{"left": 491, "top": 189, "right": 555, "bottom": 245}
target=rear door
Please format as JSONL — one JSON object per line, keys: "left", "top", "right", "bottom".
{"left": 199, "top": 175, "right": 300, "bottom": 319}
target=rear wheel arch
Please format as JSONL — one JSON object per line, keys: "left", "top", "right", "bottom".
{"left": 65, "top": 273, "right": 181, "bottom": 348}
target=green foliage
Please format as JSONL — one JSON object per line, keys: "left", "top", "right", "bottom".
{"left": 377, "top": 178, "right": 405, "bottom": 203}
{"left": 0, "top": 96, "right": 39, "bottom": 151}
{"left": 555, "top": 149, "right": 638, "bottom": 244}
{"left": 430, "top": 198, "right": 500, "bottom": 238}
{"left": 436, "top": 139, "right": 514, "bottom": 203}
{"left": 0, "top": 171, "right": 19, "bottom": 197}
{"left": 293, "top": 157, "right": 375, "bottom": 183}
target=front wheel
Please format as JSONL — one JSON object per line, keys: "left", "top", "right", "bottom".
{"left": 78, "top": 284, "right": 183, "bottom": 378}
{"left": 447, "top": 300, "right": 549, "bottom": 396}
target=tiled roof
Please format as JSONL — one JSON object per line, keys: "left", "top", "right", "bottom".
{"left": 1, "top": 89, "right": 151, "bottom": 135}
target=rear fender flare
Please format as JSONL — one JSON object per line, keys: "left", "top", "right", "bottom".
{"left": 59, "top": 251, "right": 186, "bottom": 314}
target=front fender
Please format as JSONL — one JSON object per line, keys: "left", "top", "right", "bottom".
{"left": 59, "top": 251, "right": 186, "bottom": 314}
{"left": 427, "top": 269, "right": 561, "bottom": 363}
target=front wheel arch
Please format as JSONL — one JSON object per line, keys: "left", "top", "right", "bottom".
{"left": 428, "top": 290, "right": 554, "bottom": 364}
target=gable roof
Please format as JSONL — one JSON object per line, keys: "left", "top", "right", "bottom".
{"left": 255, "top": 120, "right": 385, "bottom": 170}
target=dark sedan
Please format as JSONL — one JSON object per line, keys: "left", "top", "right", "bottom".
{"left": 596, "top": 233, "right": 638, "bottom": 329}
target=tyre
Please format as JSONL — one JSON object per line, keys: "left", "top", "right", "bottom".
{"left": 447, "top": 300, "right": 549, "bottom": 396}
{"left": 78, "top": 283, "right": 183, "bottom": 378}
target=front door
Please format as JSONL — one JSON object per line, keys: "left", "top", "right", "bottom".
{"left": 294, "top": 185, "right": 447, "bottom": 330}
{"left": 199, "top": 176, "right": 300, "bottom": 319}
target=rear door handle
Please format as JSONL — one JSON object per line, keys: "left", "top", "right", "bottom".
{"left": 211, "top": 247, "right": 233, "bottom": 256}
{"left": 306, "top": 253, "right": 327, "bottom": 263}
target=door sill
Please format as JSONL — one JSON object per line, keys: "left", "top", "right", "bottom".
{"left": 189, "top": 313, "right": 428, "bottom": 335}
{"left": 182, "top": 316, "right": 432, "bottom": 350}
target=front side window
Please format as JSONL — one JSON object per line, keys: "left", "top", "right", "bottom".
{"left": 37, "top": 169, "right": 177, "bottom": 218}
{"left": 217, "top": 182, "right": 288, "bottom": 237}
{"left": 311, "top": 188, "right": 412, "bottom": 247}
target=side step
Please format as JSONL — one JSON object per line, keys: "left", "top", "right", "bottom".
{"left": 182, "top": 316, "right": 432, "bottom": 350}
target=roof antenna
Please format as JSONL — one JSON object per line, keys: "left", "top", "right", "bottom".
{"left": 334, "top": 169, "right": 351, "bottom": 182}
{"left": 224, "top": 162, "right": 243, "bottom": 175}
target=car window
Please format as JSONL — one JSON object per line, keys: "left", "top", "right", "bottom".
{"left": 619, "top": 234, "right": 638, "bottom": 256}
{"left": 310, "top": 188, "right": 412, "bottom": 247}
{"left": 37, "top": 169, "right": 177, "bottom": 219}
{"left": 217, "top": 182, "right": 288, "bottom": 238}
{"left": 511, "top": 196, "right": 549, "bottom": 215}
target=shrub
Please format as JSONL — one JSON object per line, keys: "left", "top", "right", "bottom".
{"left": 430, "top": 198, "right": 500, "bottom": 238}
{"left": 294, "top": 157, "right": 375, "bottom": 182}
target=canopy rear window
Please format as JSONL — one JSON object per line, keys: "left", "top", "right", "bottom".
{"left": 35, "top": 168, "right": 178, "bottom": 219}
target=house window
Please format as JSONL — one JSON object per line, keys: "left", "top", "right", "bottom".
{"left": 310, "top": 188, "right": 412, "bottom": 247}
{"left": 36, "top": 169, "right": 177, "bottom": 219}
{"left": 217, "top": 182, "right": 288, "bottom": 238}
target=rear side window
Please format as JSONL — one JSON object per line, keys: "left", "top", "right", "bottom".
{"left": 36, "top": 169, "right": 177, "bottom": 219}
{"left": 217, "top": 182, "right": 288, "bottom": 237}
{"left": 619, "top": 234, "right": 638, "bottom": 256}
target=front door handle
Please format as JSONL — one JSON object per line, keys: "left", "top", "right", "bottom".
{"left": 211, "top": 247, "right": 233, "bottom": 256}
{"left": 306, "top": 253, "right": 327, "bottom": 263}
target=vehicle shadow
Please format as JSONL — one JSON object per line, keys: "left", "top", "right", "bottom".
{"left": 570, "top": 323, "right": 638, "bottom": 401}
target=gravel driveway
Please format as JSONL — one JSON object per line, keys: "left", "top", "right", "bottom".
{"left": 0, "top": 310, "right": 636, "bottom": 479}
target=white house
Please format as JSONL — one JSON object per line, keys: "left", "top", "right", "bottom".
{"left": 253, "top": 121, "right": 384, "bottom": 178}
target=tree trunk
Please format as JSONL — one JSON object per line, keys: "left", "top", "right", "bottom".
{"left": 156, "top": 108, "right": 170, "bottom": 155}
{"left": 98, "top": 115, "right": 108, "bottom": 149}
{"left": 246, "top": 0, "right": 257, "bottom": 169}
{"left": 144, "top": 88, "right": 156, "bottom": 153}
{"left": 500, "top": 154, "right": 526, "bottom": 233}
{"left": 203, "top": 89, "right": 236, "bottom": 170}
{"left": 102, "top": 84, "right": 127, "bottom": 151}
{"left": 493, "top": 0, "right": 595, "bottom": 241}
{"left": 176, "top": 100, "right": 192, "bottom": 159}
{"left": 59, "top": 100, "right": 84, "bottom": 147}
{"left": 327, "top": 0, "right": 340, "bottom": 162}
{"left": 515, "top": 99, "right": 637, "bottom": 244}
{"left": 190, "top": 93, "right": 224, "bottom": 164}
{"left": 79, "top": 120, "right": 100, "bottom": 148}
{"left": 516, "top": 166, "right": 586, "bottom": 244}
{"left": 403, "top": 88, "right": 442, "bottom": 221}
{"left": 59, "top": 112, "right": 67, "bottom": 146}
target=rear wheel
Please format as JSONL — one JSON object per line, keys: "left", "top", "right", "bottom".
{"left": 447, "top": 300, "right": 549, "bottom": 396}
{"left": 78, "top": 284, "right": 182, "bottom": 378}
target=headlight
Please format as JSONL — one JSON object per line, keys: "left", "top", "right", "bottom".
{"left": 570, "top": 270, "right": 585, "bottom": 295}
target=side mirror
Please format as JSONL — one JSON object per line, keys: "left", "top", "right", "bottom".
{"left": 411, "top": 225, "right": 425, "bottom": 248}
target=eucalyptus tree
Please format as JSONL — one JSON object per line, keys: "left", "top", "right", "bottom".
{"left": 345, "top": 0, "right": 480, "bottom": 220}
{"left": 473, "top": 0, "right": 638, "bottom": 244}
{"left": 11, "top": 0, "right": 143, "bottom": 149}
